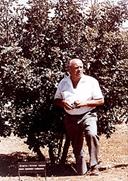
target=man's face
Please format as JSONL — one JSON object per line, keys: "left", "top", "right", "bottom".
{"left": 69, "top": 59, "right": 83, "bottom": 80}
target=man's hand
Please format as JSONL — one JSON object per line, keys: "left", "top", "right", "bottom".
{"left": 62, "top": 100, "right": 74, "bottom": 110}
{"left": 54, "top": 99, "right": 74, "bottom": 110}
{"left": 74, "top": 100, "right": 86, "bottom": 108}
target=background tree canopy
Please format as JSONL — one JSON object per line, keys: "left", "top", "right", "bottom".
{"left": 0, "top": 0, "right": 128, "bottom": 162}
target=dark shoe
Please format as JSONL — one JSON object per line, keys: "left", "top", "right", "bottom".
{"left": 87, "top": 165, "right": 100, "bottom": 176}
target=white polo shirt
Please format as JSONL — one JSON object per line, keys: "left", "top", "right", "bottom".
{"left": 54, "top": 74, "right": 104, "bottom": 115}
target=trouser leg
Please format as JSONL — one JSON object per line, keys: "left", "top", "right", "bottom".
{"left": 83, "top": 113, "right": 99, "bottom": 167}
{"left": 86, "top": 132, "right": 99, "bottom": 167}
{"left": 75, "top": 151, "right": 87, "bottom": 175}
{"left": 74, "top": 131, "right": 87, "bottom": 175}
{"left": 64, "top": 114, "right": 87, "bottom": 175}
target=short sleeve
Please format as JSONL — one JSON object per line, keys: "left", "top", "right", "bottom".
{"left": 92, "top": 79, "right": 104, "bottom": 99}
{"left": 54, "top": 85, "right": 62, "bottom": 100}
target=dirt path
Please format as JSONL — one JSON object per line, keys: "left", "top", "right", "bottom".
{"left": 0, "top": 123, "right": 127, "bottom": 181}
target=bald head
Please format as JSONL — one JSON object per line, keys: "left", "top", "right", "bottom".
{"left": 68, "top": 58, "right": 83, "bottom": 68}
{"left": 68, "top": 58, "right": 84, "bottom": 81}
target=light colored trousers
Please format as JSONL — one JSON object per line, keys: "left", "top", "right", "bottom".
{"left": 64, "top": 112, "right": 99, "bottom": 175}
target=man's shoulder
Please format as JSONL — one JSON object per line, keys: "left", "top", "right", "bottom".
{"left": 58, "top": 75, "right": 70, "bottom": 85}
{"left": 82, "top": 75, "right": 98, "bottom": 82}
{"left": 60, "top": 74, "right": 69, "bottom": 81}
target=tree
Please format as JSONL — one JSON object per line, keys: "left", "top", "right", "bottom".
{"left": 0, "top": 0, "right": 25, "bottom": 137}
{"left": 0, "top": 0, "right": 127, "bottom": 163}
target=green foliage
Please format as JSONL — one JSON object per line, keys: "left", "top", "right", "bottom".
{"left": 0, "top": 0, "right": 128, "bottom": 161}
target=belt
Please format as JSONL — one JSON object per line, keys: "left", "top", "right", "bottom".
{"left": 65, "top": 108, "right": 97, "bottom": 117}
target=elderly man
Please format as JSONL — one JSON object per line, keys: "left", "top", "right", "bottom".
{"left": 54, "top": 58, "right": 104, "bottom": 175}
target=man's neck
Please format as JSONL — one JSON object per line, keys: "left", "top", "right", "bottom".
{"left": 70, "top": 76, "right": 81, "bottom": 88}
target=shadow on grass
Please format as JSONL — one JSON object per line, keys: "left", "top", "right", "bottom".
{"left": 0, "top": 152, "right": 76, "bottom": 177}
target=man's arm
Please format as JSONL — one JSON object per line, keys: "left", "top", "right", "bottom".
{"left": 85, "top": 98, "right": 104, "bottom": 107}
{"left": 54, "top": 99, "right": 65, "bottom": 109}
{"left": 74, "top": 98, "right": 104, "bottom": 108}
{"left": 54, "top": 98, "right": 74, "bottom": 110}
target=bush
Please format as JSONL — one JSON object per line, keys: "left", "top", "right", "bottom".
{"left": 0, "top": 0, "right": 127, "bottom": 162}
